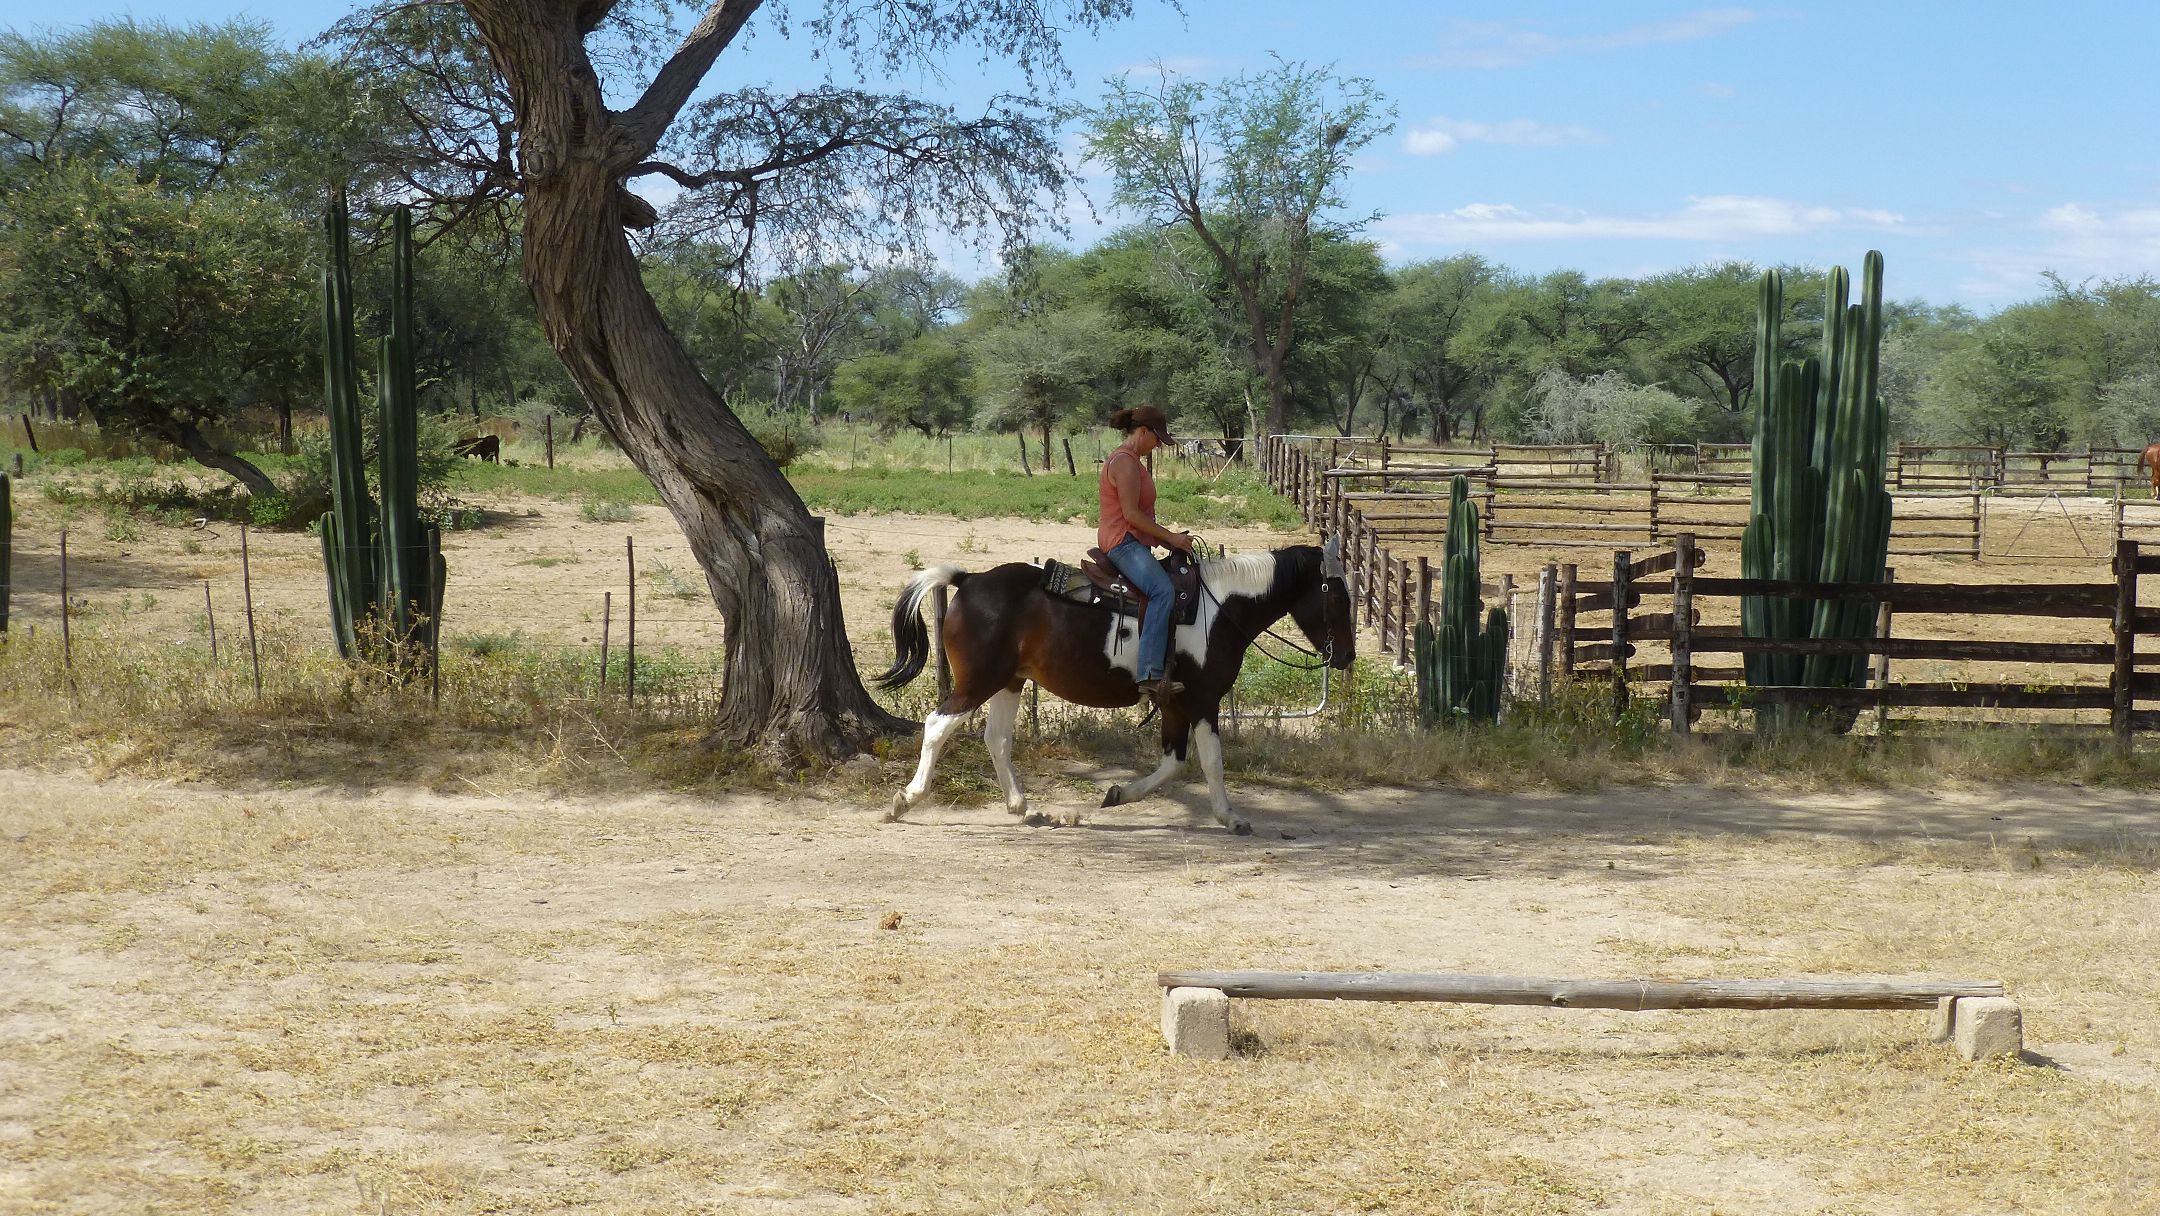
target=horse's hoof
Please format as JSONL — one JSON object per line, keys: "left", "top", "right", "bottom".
{"left": 1006, "top": 801, "right": 1028, "bottom": 817}
{"left": 1058, "top": 810, "right": 1084, "bottom": 828}
{"left": 1100, "top": 786, "right": 1124, "bottom": 809}
{"left": 884, "top": 793, "right": 909, "bottom": 822}
{"left": 1022, "top": 811, "right": 1052, "bottom": 828}
{"left": 1229, "top": 818, "right": 1253, "bottom": 836}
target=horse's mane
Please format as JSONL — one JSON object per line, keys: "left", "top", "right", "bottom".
{"left": 1200, "top": 545, "right": 1320, "bottom": 602}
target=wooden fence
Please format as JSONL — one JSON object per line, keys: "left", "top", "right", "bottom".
{"left": 1269, "top": 437, "right": 1982, "bottom": 560}
{"left": 1547, "top": 535, "right": 2159, "bottom": 739}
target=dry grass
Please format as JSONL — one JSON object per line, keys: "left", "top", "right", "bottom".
{"left": 3, "top": 768, "right": 2156, "bottom": 1214}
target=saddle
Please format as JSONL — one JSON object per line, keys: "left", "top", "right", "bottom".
{"left": 1040, "top": 547, "right": 1202, "bottom": 626}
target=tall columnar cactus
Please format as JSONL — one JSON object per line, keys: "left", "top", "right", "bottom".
{"left": 1414, "top": 475, "right": 1510, "bottom": 725}
{"left": 1740, "top": 252, "right": 1892, "bottom": 728}
{"left": 318, "top": 198, "right": 445, "bottom": 671}
{"left": 1, "top": 472, "right": 12, "bottom": 635}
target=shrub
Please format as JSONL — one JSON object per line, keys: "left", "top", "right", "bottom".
{"left": 743, "top": 411, "right": 821, "bottom": 467}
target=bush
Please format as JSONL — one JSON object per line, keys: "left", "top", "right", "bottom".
{"left": 743, "top": 411, "right": 821, "bottom": 467}
{"left": 276, "top": 411, "right": 466, "bottom": 529}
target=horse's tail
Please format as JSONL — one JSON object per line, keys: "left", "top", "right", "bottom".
{"left": 874, "top": 564, "right": 968, "bottom": 690}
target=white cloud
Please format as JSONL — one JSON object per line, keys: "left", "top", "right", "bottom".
{"left": 1374, "top": 196, "right": 1907, "bottom": 246}
{"left": 1953, "top": 203, "right": 2160, "bottom": 300}
{"left": 1403, "top": 116, "right": 1603, "bottom": 155}
{"left": 1415, "top": 9, "right": 1762, "bottom": 69}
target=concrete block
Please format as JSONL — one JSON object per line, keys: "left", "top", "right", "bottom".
{"left": 1928, "top": 996, "right": 1956, "bottom": 1044}
{"left": 1951, "top": 997, "right": 2023, "bottom": 1062}
{"left": 1161, "top": 986, "right": 1232, "bottom": 1060}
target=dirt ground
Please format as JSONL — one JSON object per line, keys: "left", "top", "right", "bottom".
{"left": 6, "top": 477, "right": 2160, "bottom": 1211}
{"left": 0, "top": 490, "right": 1297, "bottom": 664}
{"left": 2, "top": 767, "right": 2156, "bottom": 1214}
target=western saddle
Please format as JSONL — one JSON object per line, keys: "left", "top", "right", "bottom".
{"left": 1041, "top": 547, "right": 1202, "bottom": 626}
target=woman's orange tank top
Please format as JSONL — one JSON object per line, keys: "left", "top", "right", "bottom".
{"left": 1097, "top": 448, "right": 1155, "bottom": 552}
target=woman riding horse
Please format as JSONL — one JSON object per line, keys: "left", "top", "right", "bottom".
{"left": 875, "top": 470, "right": 1355, "bottom": 833}
{"left": 1098, "top": 405, "right": 1192, "bottom": 705}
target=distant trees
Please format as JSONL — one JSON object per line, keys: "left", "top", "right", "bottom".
{"left": 1076, "top": 60, "right": 1393, "bottom": 438}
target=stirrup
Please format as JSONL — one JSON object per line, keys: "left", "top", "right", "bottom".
{"left": 1136, "top": 677, "right": 1185, "bottom": 704}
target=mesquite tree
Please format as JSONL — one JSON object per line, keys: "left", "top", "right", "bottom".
{"left": 355, "top": 0, "right": 1135, "bottom": 756}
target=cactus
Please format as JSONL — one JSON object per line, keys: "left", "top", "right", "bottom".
{"left": 1, "top": 472, "right": 11, "bottom": 635}
{"left": 1414, "top": 475, "right": 1509, "bottom": 725}
{"left": 1741, "top": 252, "right": 1892, "bottom": 731}
{"left": 317, "top": 198, "right": 444, "bottom": 672}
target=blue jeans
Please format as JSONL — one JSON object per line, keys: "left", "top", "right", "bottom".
{"left": 1107, "top": 536, "right": 1176, "bottom": 682}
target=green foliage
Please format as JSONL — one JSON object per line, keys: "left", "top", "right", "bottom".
{"left": 1741, "top": 254, "right": 1893, "bottom": 733}
{"left": 1525, "top": 369, "right": 1710, "bottom": 447}
{"left": 318, "top": 200, "right": 446, "bottom": 671}
{"left": 831, "top": 336, "right": 975, "bottom": 437}
{"left": 741, "top": 411, "right": 822, "bottom": 468}
{"left": 1413, "top": 476, "right": 1509, "bottom": 725}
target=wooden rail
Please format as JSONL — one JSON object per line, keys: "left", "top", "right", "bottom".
{"left": 1155, "top": 970, "right": 2005, "bottom": 1010}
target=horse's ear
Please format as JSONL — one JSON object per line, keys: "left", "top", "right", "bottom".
{"left": 1321, "top": 535, "right": 1343, "bottom": 577}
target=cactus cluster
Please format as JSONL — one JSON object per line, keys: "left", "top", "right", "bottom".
{"left": 318, "top": 197, "right": 445, "bottom": 670}
{"left": 1414, "top": 474, "right": 1510, "bottom": 724}
{"left": 1740, "top": 252, "right": 1892, "bottom": 721}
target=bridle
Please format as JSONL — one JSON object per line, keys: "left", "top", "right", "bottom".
{"left": 1194, "top": 536, "right": 1346, "bottom": 672}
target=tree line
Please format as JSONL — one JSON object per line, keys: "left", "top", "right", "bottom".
{"left": 10, "top": 19, "right": 2160, "bottom": 496}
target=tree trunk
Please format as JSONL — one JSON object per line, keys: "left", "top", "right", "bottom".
{"left": 275, "top": 401, "right": 294, "bottom": 456}
{"left": 177, "top": 421, "right": 279, "bottom": 500}
{"left": 464, "top": 2, "right": 907, "bottom": 758}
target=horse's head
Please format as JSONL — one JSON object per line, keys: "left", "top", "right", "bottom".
{"left": 1287, "top": 536, "right": 1357, "bottom": 670}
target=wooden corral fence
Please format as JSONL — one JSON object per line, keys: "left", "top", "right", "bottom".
{"left": 1545, "top": 534, "right": 2160, "bottom": 741}
{"left": 1266, "top": 437, "right": 1981, "bottom": 565}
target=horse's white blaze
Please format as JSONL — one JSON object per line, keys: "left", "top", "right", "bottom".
{"left": 982, "top": 688, "right": 1026, "bottom": 813}
{"left": 901, "top": 710, "right": 966, "bottom": 805}
{"left": 1193, "top": 720, "right": 1237, "bottom": 826}
{"left": 1096, "top": 553, "right": 1279, "bottom": 673}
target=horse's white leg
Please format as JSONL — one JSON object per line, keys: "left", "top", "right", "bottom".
{"left": 1192, "top": 718, "right": 1249, "bottom": 835}
{"left": 982, "top": 687, "right": 1028, "bottom": 818}
{"left": 1101, "top": 745, "right": 1185, "bottom": 809}
{"left": 889, "top": 710, "right": 967, "bottom": 821}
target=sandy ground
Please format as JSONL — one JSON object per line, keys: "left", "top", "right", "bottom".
{"left": 2, "top": 767, "right": 2156, "bottom": 1213}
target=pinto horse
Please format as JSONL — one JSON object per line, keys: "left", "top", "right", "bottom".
{"left": 875, "top": 539, "right": 1354, "bottom": 833}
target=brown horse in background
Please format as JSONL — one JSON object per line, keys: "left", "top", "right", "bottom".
{"left": 875, "top": 540, "right": 1353, "bottom": 834}
{"left": 2140, "top": 442, "right": 2160, "bottom": 501}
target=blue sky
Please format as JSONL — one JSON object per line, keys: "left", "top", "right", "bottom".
{"left": 23, "top": 1, "right": 2160, "bottom": 309}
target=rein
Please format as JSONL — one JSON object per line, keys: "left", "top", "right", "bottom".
{"left": 1192, "top": 545, "right": 1338, "bottom": 673}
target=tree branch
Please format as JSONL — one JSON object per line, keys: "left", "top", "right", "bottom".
{"left": 612, "top": 0, "right": 764, "bottom": 163}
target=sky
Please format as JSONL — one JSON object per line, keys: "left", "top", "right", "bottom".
{"left": 19, "top": 0, "right": 2160, "bottom": 310}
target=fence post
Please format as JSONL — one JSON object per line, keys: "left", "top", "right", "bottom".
{"left": 1379, "top": 436, "right": 1391, "bottom": 493}
{"left": 1670, "top": 534, "right": 1695, "bottom": 736}
{"left": 2114, "top": 539, "right": 2137, "bottom": 747}
{"left": 626, "top": 535, "right": 637, "bottom": 706}
{"left": 931, "top": 583, "right": 951, "bottom": 704}
{"left": 1399, "top": 558, "right": 1414, "bottom": 659}
{"left": 1063, "top": 436, "right": 1077, "bottom": 476}
{"left": 1378, "top": 547, "right": 1394, "bottom": 656}
{"left": 1611, "top": 549, "right": 1632, "bottom": 721}
{"left": 545, "top": 413, "right": 555, "bottom": 469}
{"left": 1537, "top": 563, "right": 1556, "bottom": 711}
{"left": 240, "top": 524, "right": 261, "bottom": 702}
{"left": 1017, "top": 431, "right": 1032, "bottom": 476}
{"left": 203, "top": 581, "right": 217, "bottom": 662}
{"left": 598, "top": 591, "right": 612, "bottom": 691}
{"left": 1559, "top": 562, "right": 1578, "bottom": 681}
{"left": 1873, "top": 568, "right": 1895, "bottom": 736}
{"left": 1969, "top": 493, "right": 1982, "bottom": 561}
{"left": 1416, "top": 556, "right": 1432, "bottom": 633}
{"left": 58, "top": 530, "right": 72, "bottom": 685}
{"left": 1649, "top": 478, "right": 1661, "bottom": 542}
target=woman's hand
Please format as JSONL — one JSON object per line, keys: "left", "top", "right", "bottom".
{"left": 1167, "top": 530, "right": 1195, "bottom": 554}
